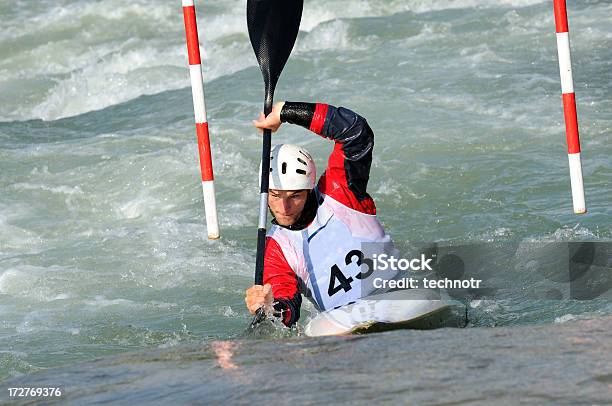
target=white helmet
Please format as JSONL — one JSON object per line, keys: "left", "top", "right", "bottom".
{"left": 263, "top": 144, "right": 316, "bottom": 190}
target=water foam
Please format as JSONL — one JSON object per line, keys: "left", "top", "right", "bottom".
{"left": 0, "top": 0, "right": 249, "bottom": 121}
{"left": 0, "top": 0, "right": 551, "bottom": 121}
{"left": 0, "top": 269, "right": 21, "bottom": 295}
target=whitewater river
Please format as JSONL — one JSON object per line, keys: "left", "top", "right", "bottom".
{"left": 1, "top": 0, "right": 610, "bottom": 404}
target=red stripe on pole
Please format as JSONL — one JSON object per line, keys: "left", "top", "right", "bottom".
{"left": 183, "top": 6, "right": 201, "bottom": 65}
{"left": 553, "top": 0, "right": 569, "bottom": 33}
{"left": 196, "top": 122, "right": 214, "bottom": 181}
{"left": 562, "top": 93, "right": 581, "bottom": 154}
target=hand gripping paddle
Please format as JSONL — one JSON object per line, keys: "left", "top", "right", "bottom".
{"left": 247, "top": 0, "right": 303, "bottom": 327}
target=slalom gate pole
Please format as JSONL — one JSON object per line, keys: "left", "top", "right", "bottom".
{"left": 553, "top": 0, "right": 586, "bottom": 214}
{"left": 182, "top": 0, "right": 220, "bottom": 238}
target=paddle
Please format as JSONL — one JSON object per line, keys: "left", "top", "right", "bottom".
{"left": 247, "top": 0, "right": 303, "bottom": 327}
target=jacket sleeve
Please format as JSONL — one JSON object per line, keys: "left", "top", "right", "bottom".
{"left": 281, "top": 102, "right": 376, "bottom": 214}
{"left": 263, "top": 237, "right": 302, "bottom": 327}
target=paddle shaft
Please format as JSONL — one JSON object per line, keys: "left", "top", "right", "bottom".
{"left": 255, "top": 96, "right": 273, "bottom": 285}
{"left": 251, "top": 92, "right": 273, "bottom": 327}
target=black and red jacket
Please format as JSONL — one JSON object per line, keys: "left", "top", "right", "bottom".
{"left": 266, "top": 101, "right": 376, "bottom": 326}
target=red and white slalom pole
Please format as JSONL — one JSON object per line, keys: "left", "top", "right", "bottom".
{"left": 182, "top": 0, "right": 220, "bottom": 238}
{"left": 553, "top": 0, "right": 586, "bottom": 214}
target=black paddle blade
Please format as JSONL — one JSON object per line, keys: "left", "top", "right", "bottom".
{"left": 247, "top": 0, "right": 303, "bottom": 111}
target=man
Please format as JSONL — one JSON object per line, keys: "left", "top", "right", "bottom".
{"left": 245, "top": 101, "right": 392, "bottom": 326}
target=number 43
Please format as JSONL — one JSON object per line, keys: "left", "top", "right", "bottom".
{"left": 328, "top": 249, "right": 373, "bottom": 296}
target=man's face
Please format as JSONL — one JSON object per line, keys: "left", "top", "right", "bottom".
{"left": 268, "top": 189, "right": 309, "bottom": 226}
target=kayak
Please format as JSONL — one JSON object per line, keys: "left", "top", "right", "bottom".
{"left": 304, "top": 289, "right": 467, "bottom": 337}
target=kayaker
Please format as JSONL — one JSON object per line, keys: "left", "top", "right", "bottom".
{"left": 245, "top": 101, "right": 392, "bottom": 326}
